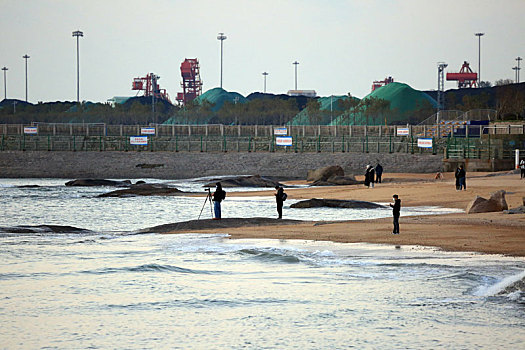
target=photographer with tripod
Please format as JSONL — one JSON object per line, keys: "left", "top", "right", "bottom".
{"left": 212, "top": 182, "right": 226, "bottom": 220}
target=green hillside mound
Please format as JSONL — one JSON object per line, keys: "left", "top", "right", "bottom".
{"left": 196, "top": 87, "right": 246, "bottom": 112}
{"left": 289, "top": 95, "right": 358, "bottom": 125}
{"left": 332, "top": 82, "right": 437, "bottom": 125}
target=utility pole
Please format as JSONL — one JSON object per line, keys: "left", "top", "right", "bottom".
{"left": 262, "top": 72, "right": 268, "bottom": 93}
{"left": 72, "top": 30, "right": 84, "bottom": 103}
{"left": 217, "top": 33, "right": 227, "bottom": 89}
{"left": 516, "top": 57, "right": 522, "bottom": 83}
{"left": 23, "top": 54, "right": 30, "bottom": 102}
{"left": 1, "top": 67, "right": 7, "bottom": 100}
{"left": 513, "top": 66, "right": 519, "bottom": 83}
{"left": 293, "top": 61, "right": 299, "bottom": 90}
{"left": 475, "top": 33, "right": 484, "bottom": 86}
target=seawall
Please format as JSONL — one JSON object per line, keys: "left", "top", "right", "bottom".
{"left": 0, "top": 151, "right": 443, "bottom": 179}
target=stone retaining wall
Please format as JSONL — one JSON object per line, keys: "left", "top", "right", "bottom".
{"left": 0, "top": 151, "right": 443, "bottom": 179}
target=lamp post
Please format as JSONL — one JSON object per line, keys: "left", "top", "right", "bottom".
{"left": 516, "top": 57, "right": 522, "bottom": 83}
{"left": 475, "top": 33, "right": 484, "bottom": 86}
{"left": 293, "top": 61, "right": 299, "bottom": 90}
{"left": 262, "top": 72, "right": 268, "bottom": 93}
{"left": 217, "top": 32, "right": 227, "bottom": 89}
{"left": 72, "top": 30, "right": 83, "bottom": 102}
{"left": 23, "top": 55, "right": 30, "bottom": 102}
{"left": 513, "top": 66, "right": 519, "bottom": 83}
{"left": 1, "top": 67, "right": 7, "bottom": 100}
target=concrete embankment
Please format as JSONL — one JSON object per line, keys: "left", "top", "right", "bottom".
{"left": 0, "top": 151, "right": 442, "bottom": 179}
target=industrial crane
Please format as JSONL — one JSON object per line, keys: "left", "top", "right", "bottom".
{"left": 176, "top": 58, "right": 203, "bottom": 106}
{"left": 131, "top": 73, "right": 172, "bottom": 103}
{"left": 446, "top": 61, "right": 478, "bottom": 88}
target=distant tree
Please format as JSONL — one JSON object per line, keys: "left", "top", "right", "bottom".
{"left": 478, "top": 81, "right": 492, "bottom": 88}
{"left": 306, "top": 98, "right": 321, "bottom": 124}
{"left": 495, "top": 79, "right": 514, "bottom": 86}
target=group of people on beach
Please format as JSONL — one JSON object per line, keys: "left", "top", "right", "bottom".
{"left": 364, "top": 163, "right": 383, "bottom": 188}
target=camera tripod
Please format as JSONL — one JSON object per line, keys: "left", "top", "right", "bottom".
{"left": 198, "top": 188, "right": 214, "bottom": 220}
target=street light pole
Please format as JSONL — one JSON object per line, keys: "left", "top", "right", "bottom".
{"left": 293, "top": 61, "right": 299, "bottom": 90}
{"left": 23, "top": 55, "right": 30, "bottom": 102}
{"left": 475, "top": 33, "right": 484, "bottom": 86}
{"left": 262, "top": 72, "right": 268, "bottom": 93}
{"left": 516, "top": 57, "right": 522, "bottom": 83}
{"left": 1, "top": 67, "right": 7, "bottom": 100}
{"left": 217, "top": 33, "right": 227, "bottom": 89}
{"left": 72, "top": 30, "right": 84, "bottom": 103}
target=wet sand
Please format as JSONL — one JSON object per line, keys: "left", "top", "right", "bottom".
{"left": 167, "top": 172, "right": 525, "bottom": 256}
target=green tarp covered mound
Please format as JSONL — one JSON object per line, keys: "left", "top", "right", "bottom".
{"left": 289, "top": 95, "right": 357, "bottom": 125}
{"left": 195, "top": 87, "right": 246, "bottom": 112}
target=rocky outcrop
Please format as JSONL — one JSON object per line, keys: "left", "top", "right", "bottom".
{"left": 203, "top": 175, "right": 282, "bottom": 188}
{"left": 98, "top": 183, "right": 184, "bottom": 197}
{"left": 0, "top": 225, "right": 90, "bottom": 234}
{"left": 65, "top": 179, "right": 132, "bottom": 187}
{"left": 290, "top": 198, "right": 384, "bottom": 209}
{"left": 307, "top": 166, "right": 344, "bottom": 182}
{"left": 466, "top": 190, "right": 509, "bottom": 214}
{"left": 504, "top": 206, "right": 525, "bottom": 214}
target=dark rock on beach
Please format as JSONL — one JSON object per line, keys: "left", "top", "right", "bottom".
{"left": 466, "top": 190, "right": 508, "bottom": 214}
{"left": 0, "top": 225, "right": 90, "bottom": 234}
{"left": 65, "top": 179, "right": 132, "bottom": 187}
{"left": 307, "top": 165, "right": 344, "bottom": 182}
{"left": 17, "top": 185, "right": 41, "bottom": 188}
{"left": 140, "top": 217, "right": 306, "bottom": 234}
{"left": 136, "top": 163, "right": 164, "bottom": 169}
{"left": 203, "top": 175, "right": 282, "bottom": 188}
{"left": 290, "top": 198, "right": 385, "bottom": 209}
{"left": 98, "top": 183, "right": 184, "bottom": 197}
{"left": 312, "top": 175, "right": 361, "bottom": 186}
{"left": 504, "top": 206, "right": 525, "bottom": 214}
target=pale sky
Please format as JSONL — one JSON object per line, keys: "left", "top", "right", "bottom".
{"left": 1, "top": 0, "right": 524, "bottom": 103}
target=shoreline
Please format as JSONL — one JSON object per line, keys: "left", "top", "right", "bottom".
{"left": 158, "top": 172, "right": 525, "bottom": 257}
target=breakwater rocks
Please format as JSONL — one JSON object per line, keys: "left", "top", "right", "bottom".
{"left": 290, "top": 198, "right": 385, "bottom": 209}
{"left": 0, "top": 151, "right": 443, "bottom": 179}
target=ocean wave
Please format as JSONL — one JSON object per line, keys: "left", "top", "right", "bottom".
{"left": 80, "top": 263, "right": 219, "bottom": 275}
{"left": 474, "top": 270, "right": 525, "bottom": 302}
{"left": 238, "top": 248, "right": 301, "bottom": 263}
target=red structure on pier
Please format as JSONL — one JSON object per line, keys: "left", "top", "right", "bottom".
{"left": 176, "top": 59, "right": 203, "bottom": 106}
{"left": 132, "top": 73, "right": 172, "bottom": 103}
{"left": 446, "top": 61, "right": 478, "bottom": 88}
{"left": 372, "top": 76, "right": 394, "bottom": 91}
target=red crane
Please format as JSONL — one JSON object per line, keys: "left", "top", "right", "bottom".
{"left": 446, "top": 61, "right": 478, "bottom": 88}
{"left": 131, "top": 73, "right": 172, "bottom": 103}
{"left": 371, "top": 76, "right": 394, "bottom": 91}
{"left": 176, "top": 58, "right": 203, "bottom": 106}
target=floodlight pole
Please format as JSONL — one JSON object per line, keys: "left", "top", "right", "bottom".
{"left": 217, "top": 33, "right": 227, "bottom": 89}
{"left": 475, "top": 33, "right": 484, "bottom": 86}
{"left": 1, "top": 67, "right": 7, "bottom": 100}
{"left": 293, "top": 61, "right": 299, "bottom": 90}
{"left": 262, "top": 72, "right": 268, "bottom": 93}
{"left": 516, "top": 57, "right": 522, "bottom": 83}
{"left": 72, "top": 30, "right": 83, "bottom": 103}
{"left": 23, "top": 55, "right": 30, "bottom": 102}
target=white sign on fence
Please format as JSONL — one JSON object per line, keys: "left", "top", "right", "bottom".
{"left": 130, "top": 136, "right": 148, "bottom": 145}
{"left": 274, "top": 127, "right": 288, "bottom": 135}
{"left": 417, "top": 138, "right": 433, "bottom": 148}
{"left": 276, "top": 136, "right": 293, "bottom": 146}
{"left": 23, "top": 127, "right": 38, "bottom": 135}
{"left": 141, "top": 127, "right": 156, "bottom": 135}
{"left": 396, "top": 127, "right": 409, "bottom": 136}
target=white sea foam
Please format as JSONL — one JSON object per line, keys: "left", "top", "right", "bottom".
{"left": 474, "top": 270, "right": 525, "bottom": 296}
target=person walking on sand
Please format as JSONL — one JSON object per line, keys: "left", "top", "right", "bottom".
{"left": 274, "top": 185, "right": 286, "bottom": 219}
{"left": 375, "top": 163, "right": 383, "bottom": 184}
{"left": 520, "top": 159, "right": 525, "bottom": 179}
{"left": 212, "top": 182, "right": 226, "bottom": 220}
{"left": 390, "top": 194, "right": 401, "bottom": 234}
{"left": 364, "top": 165, "right": 371, "bottom": 188}
{"left": 454, "top": 166, "right": 461, "bottom": 190}
{"left": 368, "top": 165, "right": 375, "bottom": 188}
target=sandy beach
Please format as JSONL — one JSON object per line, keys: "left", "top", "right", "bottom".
{"left": 167, "top": 171, "right": 525, "bottom": 256}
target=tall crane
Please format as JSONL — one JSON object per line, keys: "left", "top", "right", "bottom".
{"left": 176, "top": 58, "right": 203, "bottom": 106}
{"left": 446, "top": 61, "right": 478, "bottom": 88}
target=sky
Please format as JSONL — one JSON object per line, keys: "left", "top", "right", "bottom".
{"left": 1, "top": 0, "right": 524, "bottom": 103}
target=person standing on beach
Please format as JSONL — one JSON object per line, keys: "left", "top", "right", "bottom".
{"left": 375, "top": 163, "right": 383, "bottom": 184}
{"left": 274, "top": 185, "right": 286, "bottom": 219}
{"left": 364, "top": 165, "right": 371, "bottom": 188}
{"left": 520, "top": 159, "right": 525, "bottom": 179}
{"left": 212, "top": 182, "right": 226, "bottom": 220}
{"left": 457, "top": 165, "right": 466, "bottom": 190}
{"left": 390, "top": 194, "right": 401, "bottom": 234}
{"left": 365, "top": 165, "right": 375, "bottom": 188}
{"left": 455, "top": 166, "right": 461, "bottom": 190}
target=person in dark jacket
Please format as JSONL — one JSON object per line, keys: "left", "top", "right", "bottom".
{"left": 274, "top": 185, "right": 285, "bottom": 219}
{"left": 212, "top": 182, "right": 226, "bottom": 219}
{"left": 364, "top": 166, "right": 371, "bottom": 188}
{"left": 456, "top": 165, "right": 466, "bottom": 191}
{"left": 389, "top": 194, "right": 401, "bottom": 234}
{"left": 375, "top": 163, "right": 383, "bottom": 183}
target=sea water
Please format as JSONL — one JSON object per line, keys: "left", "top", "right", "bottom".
{"left": 0, "top": 179, "right": 524, "bottom": 349}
